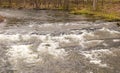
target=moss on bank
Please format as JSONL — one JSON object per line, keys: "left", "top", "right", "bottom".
{"left": 70, "top": 9, "right": 120, "bottom": 21}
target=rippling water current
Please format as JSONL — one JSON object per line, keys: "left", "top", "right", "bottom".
{"left": 0, "top": 9, "right": 120, "bottom": 73}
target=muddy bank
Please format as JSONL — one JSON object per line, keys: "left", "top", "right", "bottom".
{"left": 0, "top": 16, "right": 4, "bottom": 22}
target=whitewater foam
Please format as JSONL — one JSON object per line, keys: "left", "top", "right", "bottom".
{"left": 81, "top": 49, "right": 112, "bottom": 67}
{"left": 3, "top": 27, "right": 120, "bottom": 70}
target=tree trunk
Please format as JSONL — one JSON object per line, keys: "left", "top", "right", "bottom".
{"left": 93, "top": 0, "right": 97, "bottom": 10}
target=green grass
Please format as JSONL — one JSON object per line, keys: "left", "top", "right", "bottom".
{"left": 95, "top": 12, "right": 120, "bottom": 21}
{"left": 71, "top": 9, "right": 94, "bottom": 15}
{"left": 70, "top": 9, "right": 120, "bottom": 21}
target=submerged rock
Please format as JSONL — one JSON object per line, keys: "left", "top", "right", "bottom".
{"left": 116, "top": 22, "right": 120, "bottom": 27}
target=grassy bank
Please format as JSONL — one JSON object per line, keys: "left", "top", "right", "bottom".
{"left": 70, "top": 9, "right": 120, "bottom": 21}
{"left": 0, "top": 0, "right": 120, "bottom": 22}
{"left": 70, "top": 1, "right": 120, "bottom": 21}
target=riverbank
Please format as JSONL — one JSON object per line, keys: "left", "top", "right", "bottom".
{"left": 70, "top": 1, "right": 120, "bottom": 21}
{"left": 0, "top": 16, "right": 4, "bottom": 22}
{"left": 70, "top": 9, "right": 120, "bottom": 21}
{"left": 0, "top": 0, "right": 120, "bottom": 22}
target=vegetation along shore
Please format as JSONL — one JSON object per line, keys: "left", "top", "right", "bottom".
{"left": 0, "top": 0, "right": 120, "bottom": 21}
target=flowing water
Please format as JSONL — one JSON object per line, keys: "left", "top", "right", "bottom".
{"left": 0, "top": 9, "right": 120, "bottom": 73}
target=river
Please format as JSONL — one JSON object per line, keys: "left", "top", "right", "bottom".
{"left": 0, "top": 9, "right": 120, "bottom": 73}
